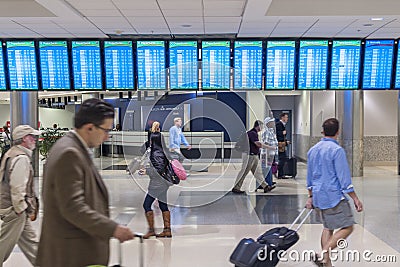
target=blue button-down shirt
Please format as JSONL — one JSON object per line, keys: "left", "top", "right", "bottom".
{"left": 307, "top": 138, "right": 354, "bottom": 210}
{"left": 169, "top": 125, "right": 189, "bottom": 149}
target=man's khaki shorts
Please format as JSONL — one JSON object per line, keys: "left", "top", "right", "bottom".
{"left": 316, "top": 200, "right": 355, "bottom": 230}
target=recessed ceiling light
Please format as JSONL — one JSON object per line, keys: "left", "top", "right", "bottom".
{"left": 371, "top": 18, "right": 383, "bottom": 21}
{"left": 181, "top": 24, "right": 192, "bottom": 28}
{"left": 363, "top": 24, "right": 373, "bottom": 27}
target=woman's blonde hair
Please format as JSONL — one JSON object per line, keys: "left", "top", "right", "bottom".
{"left": 151, "top": 121, "right": 160, "bottom": 133}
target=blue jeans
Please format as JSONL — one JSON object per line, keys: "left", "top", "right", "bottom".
{"left": 262, "top": 166, "right": 273, "bottom": 186}
{"left": 256, "top": 166, "right": 273, "bottom": 189}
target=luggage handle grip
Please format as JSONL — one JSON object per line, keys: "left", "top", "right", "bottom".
{"left": 115, "top": 232, "right": 144, "bottom": 267}
{"left": 288, "top": 208, "right": 313, "bottom": 232}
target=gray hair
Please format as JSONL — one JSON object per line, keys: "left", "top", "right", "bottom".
{"left": 13, "top": 138, "right": 23, "bottom": 146}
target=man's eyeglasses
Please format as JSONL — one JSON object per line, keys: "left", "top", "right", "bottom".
{"left": 94, "top": 125, "right": 112, "bottom": 134}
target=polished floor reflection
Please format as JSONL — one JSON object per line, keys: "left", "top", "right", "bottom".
{"left": 2, "top": 158, "right": 400, "bottom": 266}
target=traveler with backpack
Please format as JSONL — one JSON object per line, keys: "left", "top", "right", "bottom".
{"left": 143, "top": 121, "right": 177, "bottom": 239}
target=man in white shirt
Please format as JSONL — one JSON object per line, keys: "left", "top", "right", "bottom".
{"left": 0, "top": 125, "right": 41, "bottom": 266}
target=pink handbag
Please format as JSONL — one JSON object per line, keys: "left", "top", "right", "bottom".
{"left": 171, "top": 159, "right": 187, "bottom": 180}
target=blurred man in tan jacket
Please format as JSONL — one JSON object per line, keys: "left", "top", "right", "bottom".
{"left": 0, "top": 125, "right": 41, "bottom": 267}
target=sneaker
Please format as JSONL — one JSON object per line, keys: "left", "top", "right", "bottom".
{"left": 312, "top": 254, "right": 326, "bottom": 267}
{"left": 232, "top": 188, "right": 245, "bottom": 194}
{"left": 263, "top": 185, "right": 276, "bottom": 193}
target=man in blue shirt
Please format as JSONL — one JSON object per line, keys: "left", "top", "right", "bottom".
{"left": 306, "top": 118, "right": 363, "bottom": 267}
{"left": 169, "top": 117, "right": 191, "bottom": 163}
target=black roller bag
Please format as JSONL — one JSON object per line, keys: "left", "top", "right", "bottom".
{"left": 282, "top": 157, "right": 297, "bottom": 178}
{"left": 229, "top": 208, "right": 313, "bottom": 267}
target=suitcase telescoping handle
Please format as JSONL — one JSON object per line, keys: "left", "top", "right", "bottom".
{"left": 288, "top": 208, "right": 313, "bottom": 232}
{"left": 135, "top": 233, "right": 144, "bottom": 267}
{"left": 114, "top": 233, "right": 144, "bottom": 267}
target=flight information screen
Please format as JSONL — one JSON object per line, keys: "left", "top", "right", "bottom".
{"left": 330, "top": 40, "right": 361, "bottom": 89}
{"left": 7, "top": 41, "right": 38, "bottom": 90}
{"left": 169, "top": 41, "right": 198, "bottom": 90}
{"left": 104, "top": 41, "right": 134, "bottom": 90}
{"left": 298, "top": 40, "right": 328, "bottom": 89}
{"left": 234, "top": 41, "right": 263, "bottom": 89}
{"left": 363, "top": 40, "right": 394, "bottom": 89}
{"left": 137, "top": 41, "right": 166, "bottom": 90}
{"left": 0, "top": 46, "right": 6, "bottom": 90}
{"left": 72, "top": 41, "right": 102, "bottom": 90}
{"left": 395, "top": 45, "right": 400, "bottom": 88}
{"left": 266, "top": 41, "right": 295, "bottom": 90}
{"left": 39, "top": 41, "right": 70, "bottom": 90}
{"left": 201, "top": 41, "right": 230, "bottom": 90}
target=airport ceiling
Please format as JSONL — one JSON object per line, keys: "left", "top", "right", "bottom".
{"left": 0, "top": 0, "right": 400, "bottom": 39}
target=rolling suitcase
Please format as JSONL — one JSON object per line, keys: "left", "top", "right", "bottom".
{"left": 111, "top": 233, "right": 144, "bottom": 267}
{"left": 282, "top": 157, "right": 297, "bottom": 178}
{"left": 229, "top": 208, "right": 313, "bottom": 267}
{"left": 126, "top": 148, "right": 150, "bottom": 174}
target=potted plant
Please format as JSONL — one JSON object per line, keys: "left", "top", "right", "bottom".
{"left": 38, "top": 128, "right": 65, "bottom": 160}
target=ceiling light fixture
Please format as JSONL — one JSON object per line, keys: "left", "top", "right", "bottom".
{"left": 363, "top": 24, "right": 373, "bottom": 27}
{"left": 181, "top": 24, "right": 192, "bottom": 28}
{"left": 371, "top": 18, "right": 384, "bottom": 21}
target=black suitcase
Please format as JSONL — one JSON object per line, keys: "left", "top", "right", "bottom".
{"left": 229, "top": 208, "right": 313, "bottom": 267}
{"left": 282, "top": 157, "right": 297, "bottom": 178}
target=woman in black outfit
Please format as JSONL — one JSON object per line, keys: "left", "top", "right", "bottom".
{"left": 143, "top": 121, "right": 175, "bottom": 239}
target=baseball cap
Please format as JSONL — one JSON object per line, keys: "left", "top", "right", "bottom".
{"left": 264, "top": 117, "right": 275, "bottom": 124}
{"left": 12, "top": 125, "right": 41, "bottom": 140}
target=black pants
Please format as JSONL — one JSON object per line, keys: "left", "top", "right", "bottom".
{"left": 143, "top": 193, "right": 169, "bottom": 212}
{"left": 278, "top": 151, "right": 287, "bottom": 178}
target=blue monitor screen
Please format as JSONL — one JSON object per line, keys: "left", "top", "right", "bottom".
{"left": 137, "top": 41, "right": 166, "bottom": 90}
{"left": 202, "top": 41, "right": 230, "bottom": 90}
{"left": 330, "top": 40, "right": 361, "bottom": 89}
{"left": 169, "top": 41, "right": 198, "bottom": 90}
{"left": 7, "top": 41, "right": 38, "bottom": 90}
{"left": 0, "top": 46, "right": 6, "bottom": 90}
{"left": 72, "top": 41, "right": 102, "bottom": 90}
{"left": 298, "top": 40, "right": 328, "bottom": 89}
{"left": 104, "top": 41, "right": 134, "bottom": 90}
{"left": 39, "top": 41, "right": 70, "bottom": 90}
{"left": 234, "top": 41, "right": 263, "bottom": 89}
{"left": 266, "top": 41, "right": 295, "bottom": 90}
{"left": 395, "top": 44, "right": 400, "bottom": 88}
{"left": 363, "top": 40, "right": 394, "bottom": 89}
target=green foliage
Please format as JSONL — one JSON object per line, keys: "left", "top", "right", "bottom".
{"left": 38, "top": 129, "right": 65, "bottom": 160}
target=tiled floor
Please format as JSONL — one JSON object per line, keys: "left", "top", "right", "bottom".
{"left": 2, "top": 158, "right": 400, "bottom": 266}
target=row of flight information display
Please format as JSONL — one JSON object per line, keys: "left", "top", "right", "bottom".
{"left": 1, "top": 40, "right": 400, "bottom": 90}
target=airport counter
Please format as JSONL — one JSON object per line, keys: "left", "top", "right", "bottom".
{"left": 102, "top": 131, "right": 242, "bottom": 160}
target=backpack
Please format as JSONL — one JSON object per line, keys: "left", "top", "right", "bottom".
{"left": 234, "top": 131, "right": 250, "bottom": 153}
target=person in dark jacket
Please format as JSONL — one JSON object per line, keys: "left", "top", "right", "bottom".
{"left": 143, "top": 121, "right": 174, "bottom": 239}
{"left": 276, "top": 113, "right": 290, "bottom": 179}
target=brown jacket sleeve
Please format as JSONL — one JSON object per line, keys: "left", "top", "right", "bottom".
{"left": 53, "top": 149, "right": 117, "bottom": 240}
